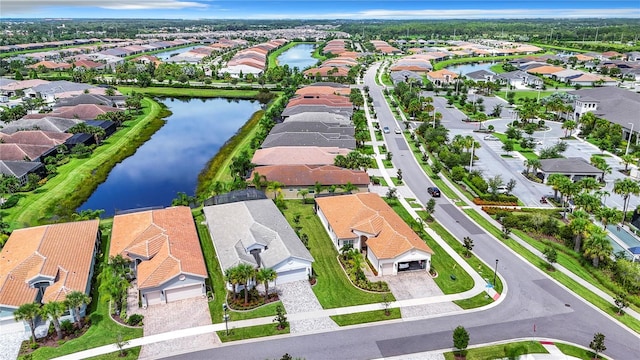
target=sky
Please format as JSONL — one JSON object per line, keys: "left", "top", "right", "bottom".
{"left": 2, "top": 0, "right": 640, "bottom": 19}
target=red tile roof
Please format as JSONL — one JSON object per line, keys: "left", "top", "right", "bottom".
{"left": 0, "top": 220, "right": 99, "bottom": 308}
{"left": 250, "top": 165, "right": 369, "bottom": 187}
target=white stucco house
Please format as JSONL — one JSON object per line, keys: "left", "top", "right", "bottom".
{"left": 203, "top": 199, "right": 314, "bottom": 290}
{"left": 315, "top": 193, "right": 433, "bottom": 276}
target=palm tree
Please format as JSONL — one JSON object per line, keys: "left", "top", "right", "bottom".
{"left": 14, "top": 302, "right": 40, "bottom": 344}
{"left": 41, "top": 301, "right": 67, "bottom": 340}
{"left": 236, "top": 263, "right": 255, "bottom": 306}
{"left": 613, "top": 178, "right": 640, "bottom": 224}
{"left": 314, "top": 181, "right": 324, "bottom": 195}
{"left": 342, "top": 181, "right": 358, "bottom": 193}
{"left": 224, "top": 266, "right": 240, "bottom": 300}
{"left": 251, "top": 172, "right": 267, "bottom": 190}
{"left": 297, "top": 189, "right": 309, "bottom": 203}
{"left": 583, "top": 225, "right": 613, "bottom": 267}
{"left": 65, "top": 291, "right": 91, "bottom": 329}
{"left": 578, "top": 177, "right": 600, "bottom": 193}
{"left": 573, "top": 193, "right": 601, "bottom": 214}
{"left": 569, "top": 210, "right": 590, "bottom": 252}
{"left": 561, "top": 120, "right": 577, "bottom": 137}
{"left": 547, "top": 174, "right": 570, "bottom": 201}
{"left": 255, "top": 268, "right": 277, "bottom": 303}
{"left": 596, "top": 207, "right": 622, "bottom": 230}
{"left": 620, "top": 154, "right": 635, "bottom": 173}
{"left": 266, "top": 181, "right": 284, "bottom": 199}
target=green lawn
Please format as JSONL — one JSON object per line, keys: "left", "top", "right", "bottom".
{"left": 492, "top": 132, "right": 539, "bottom": 160}
{"left": 117, "top": 86, "right": 260, "bottom": 99}
{"left": 25, "top": 234, "right": 142, "bottom": 360}
{"left": 281, "top": 201, "right": 394, "bottom": 308}
{"left": 228, "top": 301, "right": 282, "bottom": 321}
{"left": 86, "top": 347, "right": 141, "bottom": 360}
{"left": 330, "top": 309, "right": 401, "bottom": 326}
{"left": 5, "top": 98, "right": 164, "bottom": 230}
{"left": 453, "top": 292, "right": 493, "bottom": 309}
{"left": 489, "top": 64, "right": 507, "bottom": 74}
{"left": 385, "top": 199, "right": 474, "bottom": 294}
{"left": 443, "top": 341, "right": 547, "bottom": 360}
{"left": 501, "top": 90, "right": 558, "bottom": 103}
{"left": 217, "top": 323, "right": 289, "bottom": 342}
{"left": 555, "top": 343, "right": 601, "bottom": 360}
{"left": 429, "top": 222, "right": 503, "bottom": 294}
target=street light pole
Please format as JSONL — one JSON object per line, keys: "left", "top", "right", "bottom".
{"left": 493, "top": 259, "right": 499, "bottom": 287}
{"left": 469, "top": 140, "right": 475, "bottom": 170}
{"left": 625, "top": 122, "right": 634, "bottom": 156}
{"left": 222, "top": 303, "right": 229, "bottom": 335}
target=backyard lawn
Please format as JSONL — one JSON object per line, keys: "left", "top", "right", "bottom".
{"left": 282, "top": 201, "right": 394, "bottom": 308}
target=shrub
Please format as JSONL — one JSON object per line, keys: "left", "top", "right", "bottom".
{"left": 127, "top": 314, "right": 144, "bottom": 326}
{"left": 0, "top": 195, "right": 21, "bottom": 209}
{"left": 60, "top": 320, "right": 74, "bottom": 334}
{"left": 473, "top": 198, "right": 517, "bottom": 206}
{"left": 451, "top": 166, "right": 466, "bottom": 181}
{"left": 469, "top": 176, "right": 488, "bottom": 193}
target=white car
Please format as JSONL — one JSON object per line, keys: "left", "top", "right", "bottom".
{"left": 497, "top": 186, "right": 509, "bottom": 194}
{"left": 484, "top": 135, "right": 500, "bottom": 141}
{"left": 394, "top": 128, "right": 402, "bottom": 134}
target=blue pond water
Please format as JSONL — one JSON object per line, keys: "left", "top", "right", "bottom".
{"left": 154, "top": 45, "right": 200, "bottom": 60}
{"left": 276, "top": 43, "right": 317, "bottom": 71}
{"left": 78, "top": 97, "right": 260, "bottom": 217}
{"left": 446, "top": 62, "right": 497, "bottom": 75}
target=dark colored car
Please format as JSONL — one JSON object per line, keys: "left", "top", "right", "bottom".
{"left": 427, "top": 187, "right": 441, "bottom": 197}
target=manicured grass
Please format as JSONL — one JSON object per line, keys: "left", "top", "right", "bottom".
{"left": 390, "top": 177, "right": 403, "bottom": 186}
{"left": 86, "top": 347, "right": 141, "bottom": 360}
{"left": 330, "top": 309, "right": 401, "bottom": 326}
{"left": 555, "top": 343, "right": 600, "bottom": 360}
{"left": 490, "top": 63, "right": 507, "bottom": 74}
{"left": 375, "top": 130, "right": 383, "bottom": 141}
{"left": 443, "top": 341, "right": 547, "bottom": 360}
{"left": 381, "top": 74, "right": 393, "bottom": 86}
{"left": 429, "top": 222, "right": 503, "bottom": 294}
{"left": 229, "top": 301, "right": 282, "bottom": 321}
{"left": 453, "top": 292, "right": 493, "bottom": 309}
{"left": 502, "top": 90, "right": 558, "bottom": 103}
{"left": 385, "top": 199, "right": 474, "bottom": 294}
{"left": 217, "top": 323, "right": 289, "bottom": 342}
{"left": 5, "top": 98, "right": 165, "bottom": 229}
{"left": 282, "top": 201, "right": 394, "bottom": 308}
{"left": 117, "top": 86, "right": 260, "bottom": 99}
{"left": 25, "top": 234, "right": 142, "bottom": 360}
{"left": 383, "top": 160, "right": 394, "bottom": 168}
{"left": 372, "top": 176, "right": 388, "bottom": 187}
{"left": 492, "top": 132, "right": 539, "bottom": 160}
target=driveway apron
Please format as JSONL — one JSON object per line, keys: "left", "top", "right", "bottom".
{"left": 277, "top": 280, "right": 338, "bottom": 334}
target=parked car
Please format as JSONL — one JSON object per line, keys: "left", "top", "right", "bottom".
{"left": 496, "top": 186, "right": 509, "bottom": 194}
{"left": 484, "top": 135, "right": 500, "bottom": 141}
{"left": 427, "top": 187, "right": 441, "bottom": 197}
{"left": 383, "top": 126, "right": 390, "bottom": 134}
{"left": 394, "top": 128, "right": 402, "bottom": 134}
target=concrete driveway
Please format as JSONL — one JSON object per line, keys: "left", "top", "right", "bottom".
{"left": 278, "top": 280, "right": 338, "bottom": 334}
{"left": 381, "top": 272, "right": 461, "bottom": 318}
{"left": 132, "top": 296, "right": 217, "bottom": 359}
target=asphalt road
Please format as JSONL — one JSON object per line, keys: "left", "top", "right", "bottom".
{"left": 164, "top": 63, "right": 640, "bottom": 360}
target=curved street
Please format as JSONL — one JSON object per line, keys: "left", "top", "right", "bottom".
{"left": 162, "top": 63, "right": 640, "bottom": 360}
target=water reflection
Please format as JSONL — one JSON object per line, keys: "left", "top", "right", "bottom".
{"left": 78, "top": 97, "right": 260, "bottom": 216}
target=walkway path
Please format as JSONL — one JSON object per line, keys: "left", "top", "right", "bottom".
{"left": 277, "top": 280, "right": 338, "bottom": 334}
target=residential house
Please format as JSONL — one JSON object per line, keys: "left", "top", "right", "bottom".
{"left": 261, "top": 131, "right": 356, "bottom": 149}
{"left": 283, "top": 112, "right": 352, "bottom": 126}
{"left": 110, "top": 207, "right": 208, "bottom": 307}
{"left": 465, "top": 69, "right": 496, "bottom": 82}
{"left": 250, "top": 165, "right": 369, "bottom": 198}
{"left": 251, "top": 146, "right": 351, "bottom": 166}
{"left": 390, "top": 70, "right": 423, "bottom": 85}
{"left": 0, "top": 161, "right": 45, "bottom": 186}
{"left": 0, "top": 220, "right": 100, "bottom": 326}
{"left": 315, "top": 193, "right": 434, "bottom": 276}
{"left": 0, "top": 117, "right": 82, "bottom": 134}
{"left": 496, "top": 70, "right": 544, "bottom": 88}
{"left": 426, "top": 69, "right": 458, "bottom": 86}
{"left": 203, "top": 199, "right": 314, "bottom": 286}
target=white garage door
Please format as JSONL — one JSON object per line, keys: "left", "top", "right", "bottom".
{"left": 276, "top": 268, "right": 307, "bottom": 284}
{"left": 145, "top": 291, "right": 162, "bottom": 306}
{"left": 381, "top": 263, "right": 394, "bottom": 276}
{"left": 165, "top": 284, "right": 203, "bottom": 303}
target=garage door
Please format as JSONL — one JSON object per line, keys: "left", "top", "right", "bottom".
{"left": 165, "top": 284, "right": 203, "bottom": 303}
{"left": 381, "top": 263, "right": 394, "bottom": 276}
{"left": 145, "top": 291, "right": 162, "bottom": 306}
{"left": 276, "top": 268, "right": 307, "bottom": 284}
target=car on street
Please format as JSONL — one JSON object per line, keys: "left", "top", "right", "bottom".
{"left": 383, "top": 126, "right": 390, "bottom": 134}
{"left": 394, "top": 128, "right": 402, "bottom": 134}
{"left": 427, "top": 187, "right": 441, "bottom": 197}
{"left": 484, "top": 135, "right": 500, "bottom": 141}
{"left": 497, "top": 186, "right": 509, "bottom": 194}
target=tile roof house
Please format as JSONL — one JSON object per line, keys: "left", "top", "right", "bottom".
{"left": 315, "top": 193, "right": 433, "bottom": 276}
{"left": 1, "top": 130, "right": 72, "bottom": 146}
{"left": 426, "top": 69, "right": 459, "bottom": 86}
{"left": 251, "top": 146, "right": 351, "bottom": 166}
{"left": 250, "top": 165, "right": 369, "bottom": 198}
{"left": 110, "top": 207, "right": 208, "bottom": 307}
{"left": 0, "top": 143, "right": 57, "bottom": 161}
{"left": 283, "top": 112, "right": 351, "bottom": 126}
{"left": 203, "top": 199, "right": 314, "bottom": 286}
{"left": 22, "top": 104, "right": 123, "bottom": 120}
{"left": 0, "top": 117, "right": 82, "bottom": 134}
{"left": 0, "top": 220, "right": 100, "bottom": 322}
{"left": 261, "top": 131, "right": 356, "bottom": 150}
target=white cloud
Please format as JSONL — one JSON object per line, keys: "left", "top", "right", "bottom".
{"left": 2, "top": 0, "right": 208, "bottom": 15}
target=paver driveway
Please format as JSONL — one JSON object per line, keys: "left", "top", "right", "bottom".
{"left": 277, "top": 280, "right": 338, "bottom": 334}
{"left": 133, "top": 297, "right": 217, "bottom": 359}
{"left": 382, "top": 272, "right": 461, "bottom": 318}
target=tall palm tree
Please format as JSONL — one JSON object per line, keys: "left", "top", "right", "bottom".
{"left": 596, "top": 207, "right": 622, "bottom": 230}
{"left": 64, "top": 291, "right": 91, "bottom": 329}
{"left": 41, "top": 301, "right": 67, "bottom": 340}
{"left": 255, "top": 268, "right": 277, "bottom": 303}
{"left": 266, "top": 181, "right": 284, "bottom": 199}
{"left": 224, "top": 266, "right": 240, "bottom": 300}
{"left": 14, "top": 302, "right": 40, "bottom": 344}
{"left": 578, "top": 177, "right": 600, "bottom": 193}
{"left": 297, "top": 189, "right": 309, "bottom": 202}
{"left": 583, "top": 226, "right": 613, "bottom": 268}
{"left": 547, "top": 174, "right": 570, "bottom": 201}
{"left": 569, "top": 210, "right": 590, "bottom": 252}
{"left": 561, "top": 120, "right": 577, "bottom": 137}
{"left": 236, "top": 263, "right": 255, "bottom": 306}
{"left": 251, "top": 172, "right": 267, "bottom": 190}
{"left": 613, "top": 178, "right": 640, "bottom": 224}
